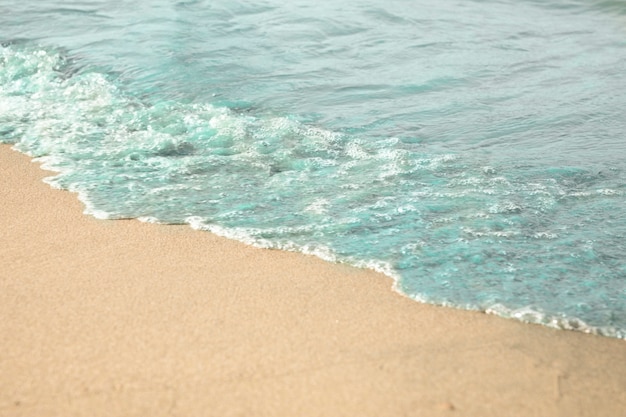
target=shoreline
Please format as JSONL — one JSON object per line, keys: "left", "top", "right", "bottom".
{"left": 1, "top": 144, "right": 625, "bottom": 416}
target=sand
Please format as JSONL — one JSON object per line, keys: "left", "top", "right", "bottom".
{"left": 1, "top": 144, "right": 625, "bottom": 417}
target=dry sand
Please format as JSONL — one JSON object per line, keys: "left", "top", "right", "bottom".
{"left": 1, "top": 144, "right": 625, "bottom": 417}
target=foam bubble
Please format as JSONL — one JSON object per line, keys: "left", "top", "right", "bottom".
{"left": 485, "top": 304, "right": 624, "bottom": 339}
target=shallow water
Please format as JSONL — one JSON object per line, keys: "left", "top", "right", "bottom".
{"left": 1, "top": 0, "right": 625, "bottom": 338}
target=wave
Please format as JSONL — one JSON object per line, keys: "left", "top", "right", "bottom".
{"left": 2, "top": 42, "right": 625, "bottom": 339}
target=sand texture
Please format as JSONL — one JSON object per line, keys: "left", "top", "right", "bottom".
{"left": 1, "top": 144, "right": 625, "bottom": 416}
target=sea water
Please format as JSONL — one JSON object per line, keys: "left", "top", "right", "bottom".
{"left": 1, "top": 0, "right": 625, "bottom": 338}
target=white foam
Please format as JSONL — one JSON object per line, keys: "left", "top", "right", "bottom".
{"left": 485, "top": 304, "right": 624, "bottom": 339}
{"left": 304, "top": 198, "right": 330, "bottom": 215}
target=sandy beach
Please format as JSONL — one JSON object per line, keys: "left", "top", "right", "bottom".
{"left": 1, "top": 144, "right": 625, "bottom": 416}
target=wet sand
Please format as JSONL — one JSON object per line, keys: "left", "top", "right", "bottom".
{"left": 1, "top": 144, "right": 625, "bottom": 416}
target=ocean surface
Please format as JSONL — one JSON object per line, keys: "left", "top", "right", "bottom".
{"left": 1, "top": 0, "right": 625, "bottom": 338}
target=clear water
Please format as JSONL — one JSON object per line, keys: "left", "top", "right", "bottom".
{"left": 1, "top": 0, "right": 625, "bottom": 338}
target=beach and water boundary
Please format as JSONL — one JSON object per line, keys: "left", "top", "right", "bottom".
{"left": 2, "top": 144, "right": 625, "bottom": 416}
{"left": 2, "top": 42, "right": 624, "bottom": 339}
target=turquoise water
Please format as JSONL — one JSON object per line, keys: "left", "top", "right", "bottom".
{"left": 1, "top": 0, "right": 625, "bottom": 338}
